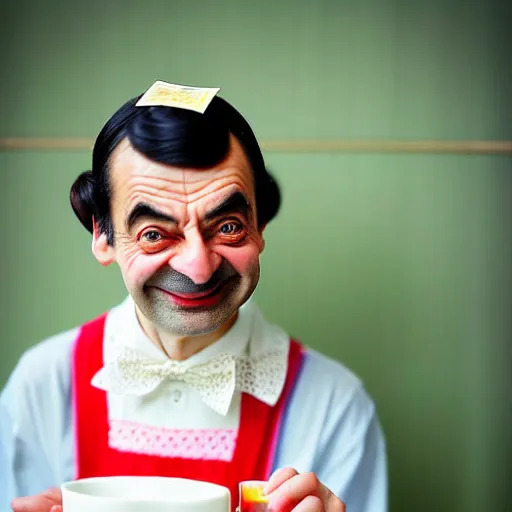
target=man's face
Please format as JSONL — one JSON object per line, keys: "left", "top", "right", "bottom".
{"left": 100, "top": 135, "right": 265, "bottom": 336}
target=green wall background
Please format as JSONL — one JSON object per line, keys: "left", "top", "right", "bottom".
{"left": 1, "top": 1, "right": 510, "bottom": 511}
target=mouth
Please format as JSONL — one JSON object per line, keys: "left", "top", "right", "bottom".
{"left": 154, "top": 279, "right": 230, "bottom": 309}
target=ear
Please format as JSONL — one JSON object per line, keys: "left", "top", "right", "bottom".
{"left": 91, "top": 218, "right": 115, "bottom": 266}
{"left": 258, "top": 223, "right": 266, "bottom": 253}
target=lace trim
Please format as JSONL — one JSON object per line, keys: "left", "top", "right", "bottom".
{"left": 108, "top": 419, "right": 238, "bottom": 461}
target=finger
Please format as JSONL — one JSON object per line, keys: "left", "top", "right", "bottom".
{"left": 329, "top": 497, "right": 346, "bottom": 512}
{"left": 264, "top": 467, "right": 299, "bottom": 494}
{"left": 313, "top": 486, "right": 345, "bottom": 512}
{"left": 267, "top": 473, "right": 327, "bottom": 511}
{"left": 292, "top": 496, "right": 324, "bottom": 512}
{"left": 50, "top": 507, "right": 62, "bottom": 512}
{"left": 11, "top": 488, "right": 62, "bottom": 512}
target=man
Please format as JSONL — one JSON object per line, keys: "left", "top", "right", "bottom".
{"left": 0, "top": 82, "right": 387, "bottom": 511}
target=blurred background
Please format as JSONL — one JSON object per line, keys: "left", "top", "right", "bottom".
{"left": 0, "top": 0, "right": 511, "bottom": 510}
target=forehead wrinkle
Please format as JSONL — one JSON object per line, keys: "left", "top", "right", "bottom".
{"left": 183, "top": 182, "right": 255, "bottom": 222}
{"left": 125, "top": 167, "right": 250, "bottom": 199}
{"left": 131, "top": 171, "right": 189, "bottom": 186}
{"left": 127, "top": 184, "right": 189, "bottom": 204}
{"left": 113, "top": 170, "right": 185, "bottom": 209}
{"left": 179, "top": 163, "right": 254, "bottom": 197}
{"left": 126, "top": 173, "right": 253, "bottom": 213}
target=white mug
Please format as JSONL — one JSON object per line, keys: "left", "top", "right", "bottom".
{"left": 61, "top": 476, "right": 231, "bottom": 512}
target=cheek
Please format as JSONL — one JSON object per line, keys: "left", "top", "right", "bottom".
{"left": 214, "top": 229, "right": 263, "bottom": 275}
{"left": 215, "top": 244, "right": 261, "bottom": 276}
{"left": 116, "top": 241, "right": 172, "bottom": 287}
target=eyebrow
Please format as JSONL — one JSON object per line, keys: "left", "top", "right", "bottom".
{"left": 126, "top": 203, "right": 177, "bottom": 231}
{"left": 205, "top": 191, "right": 252, "bottom": 221}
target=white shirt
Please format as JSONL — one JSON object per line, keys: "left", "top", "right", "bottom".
{"left": 94, "top": 296, "right": 289, "bottom": 460}
{"left": 0, "top": 297, "right": 388, "bottom": 511}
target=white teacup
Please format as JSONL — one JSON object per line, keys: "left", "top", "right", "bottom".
{"left": 61, "top": 476, "right": 231, "bottom": 512}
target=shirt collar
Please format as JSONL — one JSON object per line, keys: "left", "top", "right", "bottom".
{"left": 100, "top": 294, "right": 290, "bottom": 410}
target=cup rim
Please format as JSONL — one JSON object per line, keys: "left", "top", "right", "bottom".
{"left": 61, "top": 475, "right": 230, "bottom": 503}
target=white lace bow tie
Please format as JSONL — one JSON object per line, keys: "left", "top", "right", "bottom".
{"left": 92, "top": 346, "right": 288, "bottom": 416}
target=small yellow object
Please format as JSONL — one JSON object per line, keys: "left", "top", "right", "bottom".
{"left": 135, "top": 80, "right": 220, "bottom": 113}
{"left": 241, "top": 483, "right": 269, "bottom": 503}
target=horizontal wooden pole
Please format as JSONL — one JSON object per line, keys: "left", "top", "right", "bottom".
{"left": 261, "top": 139, "right": 512, "bottom": 155}
{"left": 0, "top": 137, "right": 511, "bottom": 154}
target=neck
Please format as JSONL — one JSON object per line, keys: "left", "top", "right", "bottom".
{"left": 135, "top": 309, "right": 238, "bottom": 361}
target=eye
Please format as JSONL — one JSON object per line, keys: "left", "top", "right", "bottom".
{"left": 141, "top": 230, "right": 162, "bottom": 242}
{"left": 138, "top": 229, "right": 176, "bottom": 254}
{"left": 216, "top": 220, "right": 247, "bottom": 245}
{"left": 219, "top": 221, "right": 242, "bottom": 235}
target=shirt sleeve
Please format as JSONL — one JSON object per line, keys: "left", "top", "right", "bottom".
{"left": 273, "top": 350, "right": 388, "bottom": 512}
{"left": 0, "top": 328, "right": 77, "bottom": 510}
{"left": 315, "top": 385, "right": 388, "bottom": 512}
{"left": 0, "top": 398, "right": 15, "bottom": 510}
{"left": 0, "top": 362, "right": 56, "bottom": 510}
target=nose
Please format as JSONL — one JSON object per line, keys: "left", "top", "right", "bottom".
{"left": 169, "top": 231, "right": 221, "bottom": 285}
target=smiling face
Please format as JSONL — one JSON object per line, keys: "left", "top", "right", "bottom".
{"left": 93, "top": 134, "right": 265, "bottom": 336}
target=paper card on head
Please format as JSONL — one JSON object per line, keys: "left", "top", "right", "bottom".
{"left": 136, "top": 80, "right": 220, "bottom": 113}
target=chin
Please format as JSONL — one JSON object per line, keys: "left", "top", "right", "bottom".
{"left": 141, "top": 291, "right": 236, "bottom": 333}
{"left": 156, "top": 307, "right": 236, "bottom": 336}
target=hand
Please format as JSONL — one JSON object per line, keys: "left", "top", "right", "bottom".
{"left": 264, "top": 468, "right": 345, "bottom": 512}
{"left": 11, "top": 488, "right": 62, "bottom": 512}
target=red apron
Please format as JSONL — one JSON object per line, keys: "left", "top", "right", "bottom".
{"left": 72, "top": 312, "right": 304, "bottom": 509}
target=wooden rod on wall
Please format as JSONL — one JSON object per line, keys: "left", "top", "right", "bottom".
{"left": 0, "top": 138, "right": 511, "bottom": 154}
